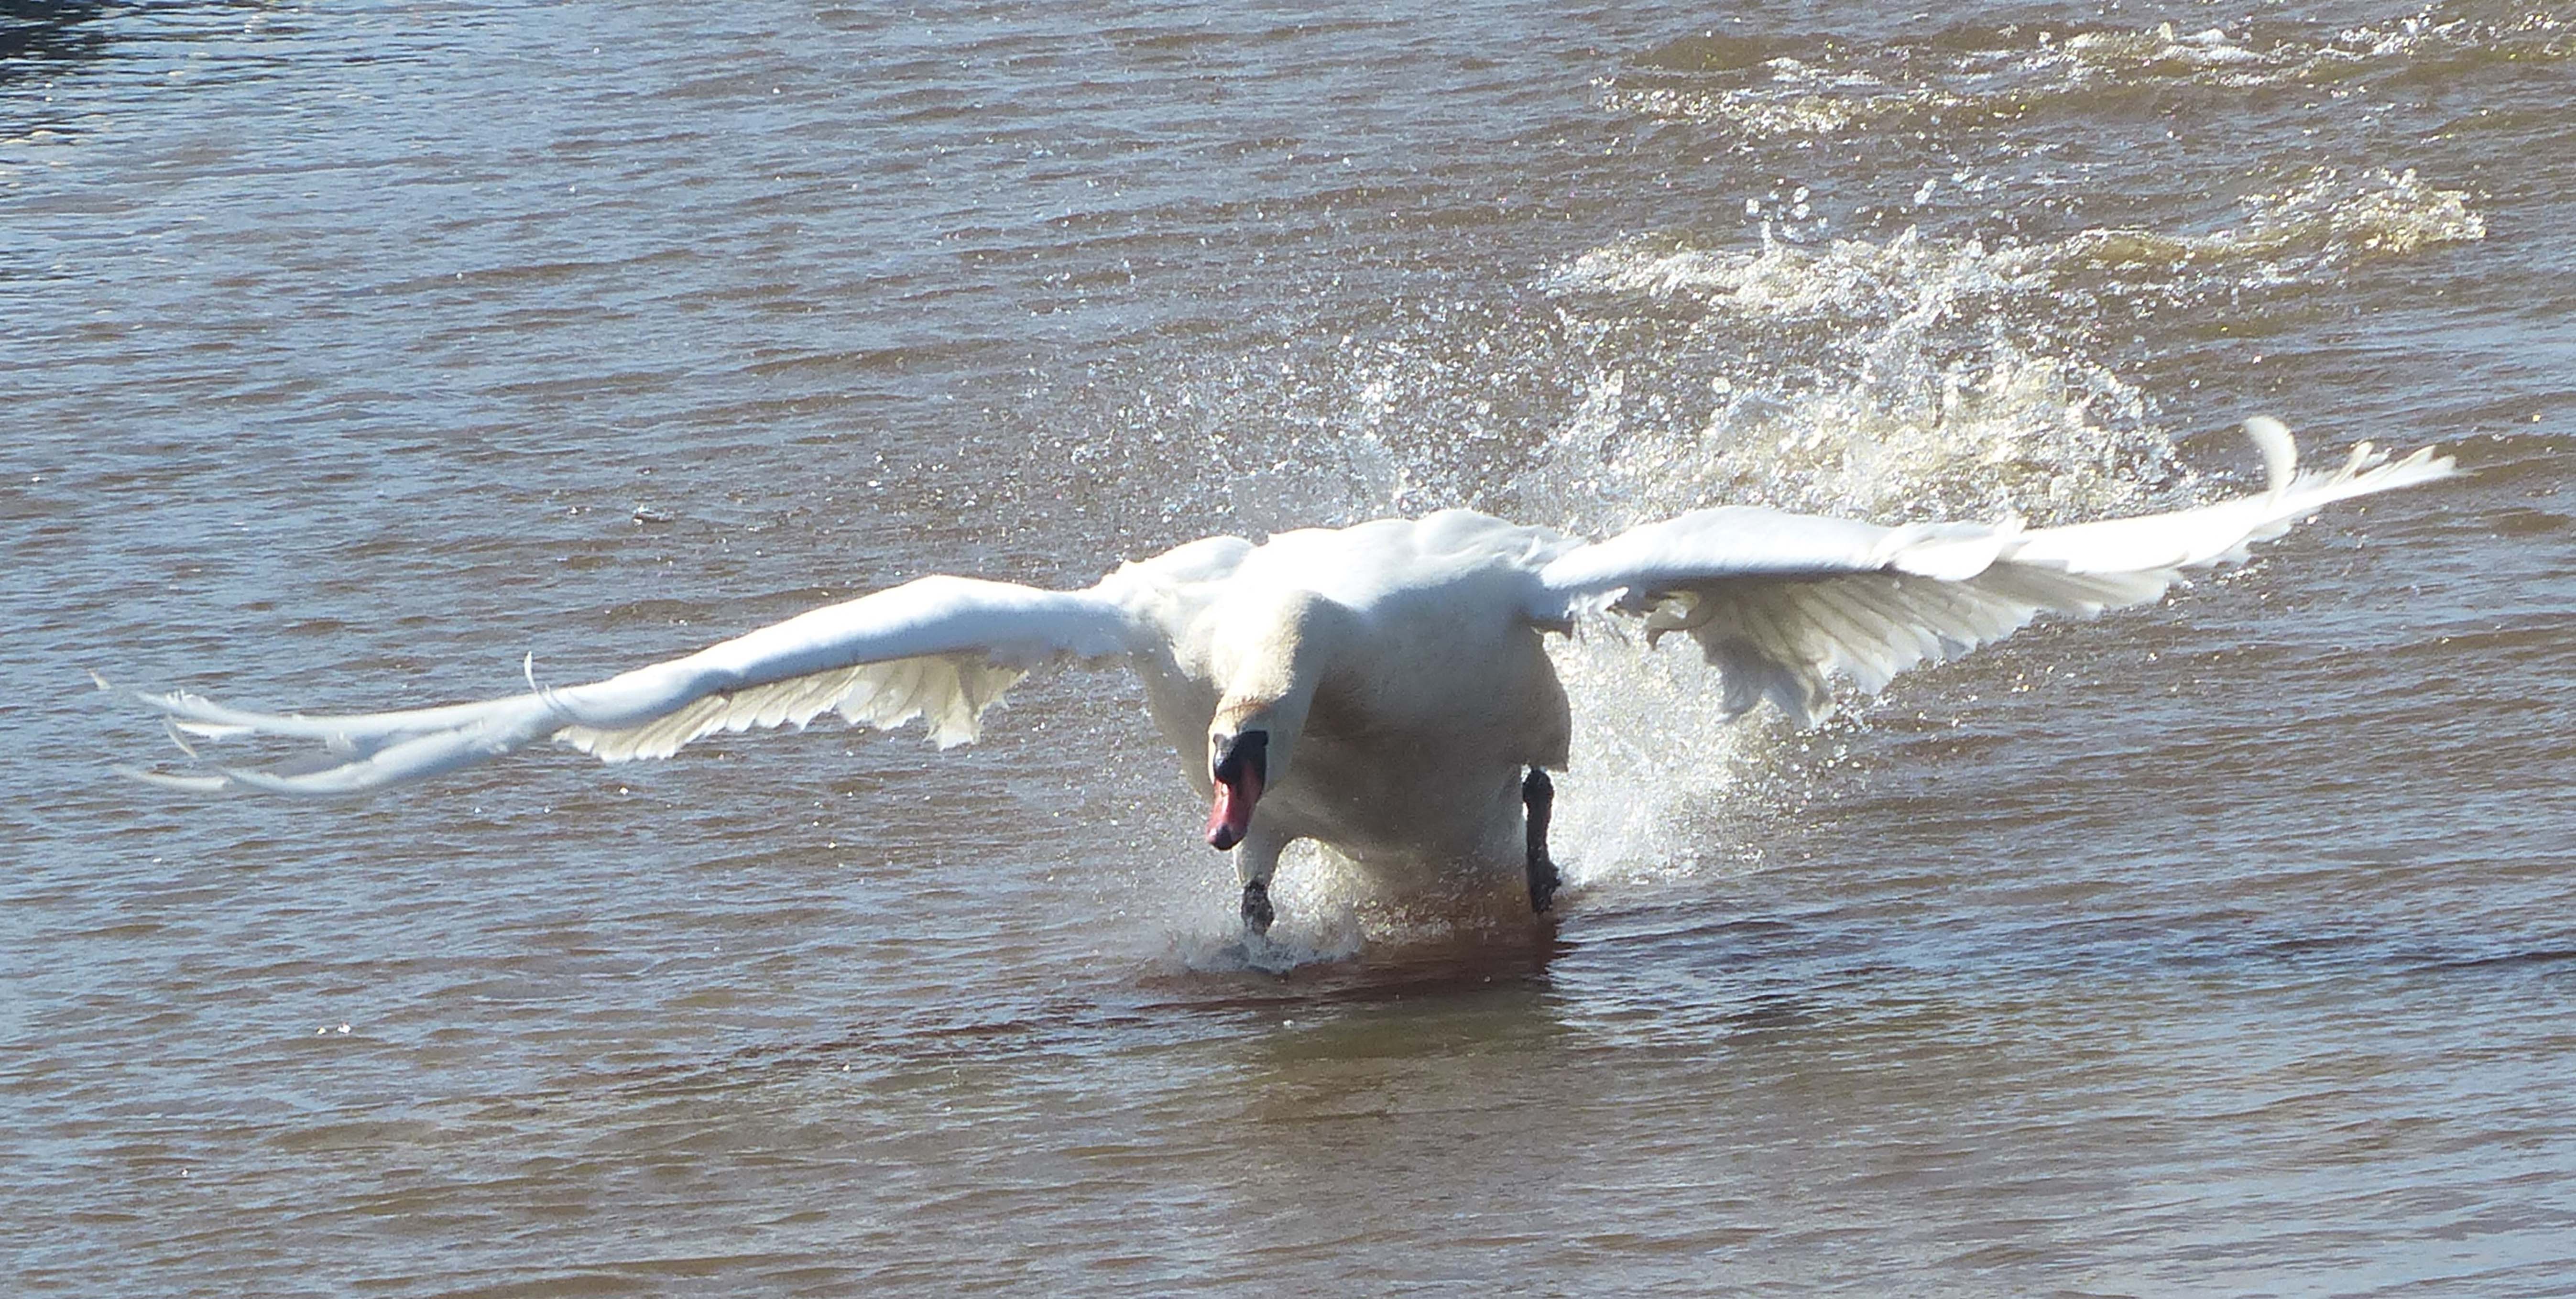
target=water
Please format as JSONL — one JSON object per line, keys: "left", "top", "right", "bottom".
{"left": 7, "top": 0, "right": 2574, "bottom": 1293}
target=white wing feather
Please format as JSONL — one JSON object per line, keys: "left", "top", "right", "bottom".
{"left": 1537, "top": 425, "right": 2456, "bottom": 725}
{"left": 107, "top": 575, "right": 1143, "bottom": 796}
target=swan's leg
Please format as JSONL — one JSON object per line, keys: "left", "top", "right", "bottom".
{"left": 1236, "top": 828, "right": 1288, "bottom": 934}
{"left": 1524, "top": 768, "right": 1559, "bottom": 914}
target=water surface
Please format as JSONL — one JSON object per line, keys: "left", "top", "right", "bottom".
{"left": 7, "top": 0, "right": 2575, "bottom": 1293}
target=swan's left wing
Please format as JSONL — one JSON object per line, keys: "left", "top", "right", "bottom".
{"left": 104, "top": 575, "right": 1143, "bottom": 796}
{"left": 1531, "top": 422, "right": 2456, "bottom": 725}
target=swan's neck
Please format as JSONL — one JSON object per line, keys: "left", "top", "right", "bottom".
{"left": 1209, "top": 589, "right": 1348, "bottom": 751}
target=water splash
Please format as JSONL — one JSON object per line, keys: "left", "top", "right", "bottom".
{"left": 1539, "top": 225, "right": 2189, "bottom": 531}
{"left": 1534, "top": 166, "right": 2482, "bottom": 526}
{"left": 1066, "top": 163, "right": 2484, "bottom": 920}
{"left": 1505, "top": 175, "right": 2486, "bottom": 888}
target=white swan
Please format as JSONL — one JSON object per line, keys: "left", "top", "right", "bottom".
{"left": 104, "top": 422, "right": 2454, "bottom": 931}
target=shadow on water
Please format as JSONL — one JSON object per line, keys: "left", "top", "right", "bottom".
{"left": 522, "top": 918, "right": 1586, "bottom": 1108}
{"left": 1138, "top": 917, "right": 1579, "bottom": 1012}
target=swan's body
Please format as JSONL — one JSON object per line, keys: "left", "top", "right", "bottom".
{"left": 107, "top": 424, "right": 2455, "bottom": 930}
{"left": 1127, "top": 514, "right": 1580, "bottom": 916}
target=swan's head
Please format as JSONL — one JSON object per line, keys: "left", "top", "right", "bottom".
{"left": 1202, "top": 691, "right": 1314, "bottom": 850}
{"left": 1199, "top": 587, "right": 1342, "bottom": 851}
{"left": 1202, "top": 727, "right": 1268, "bottom": 851}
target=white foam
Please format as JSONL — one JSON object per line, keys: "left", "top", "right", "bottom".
{"left": 1604, "top": 12, "right": 2571, "bottom": 139}
{"left": 1552, "top": 169, "right": 2483, "bottom": 318}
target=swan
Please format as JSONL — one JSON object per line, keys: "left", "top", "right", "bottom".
{"left": 102, "top": 421, "right": 2454, "bottom": 932}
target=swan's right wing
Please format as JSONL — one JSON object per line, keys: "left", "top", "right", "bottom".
{"left": 1533, "top": 424, "right": 2456, "bottom": 725}
{"left": 105, "top": 575, "right": 1146, "bottom": 796}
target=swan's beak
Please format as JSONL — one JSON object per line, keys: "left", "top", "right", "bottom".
{"left": 1204, "top": 730, "right": 1268, "bottom": 851}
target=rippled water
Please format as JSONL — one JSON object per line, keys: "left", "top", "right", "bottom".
{"left": 9, "top": 0, "right": 2576, "bottom": 1293}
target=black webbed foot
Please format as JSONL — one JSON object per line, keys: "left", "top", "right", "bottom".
{"left": 1524, "top": 768, "right": 1559, "bottom": 914}
{"left": 1241, "top": 879, "right": 1275, "bottom": 933}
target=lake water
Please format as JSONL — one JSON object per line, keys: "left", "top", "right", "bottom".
{"left": 8, "top": 0, "right": 2576, "bottom": 1293}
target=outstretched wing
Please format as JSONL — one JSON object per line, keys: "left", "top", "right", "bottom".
{"left": 1533, "top": 421, "right": 2456, "bottom": 725}
{"left": 105, "top": 575, "right": 1145, "bottom": 796}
